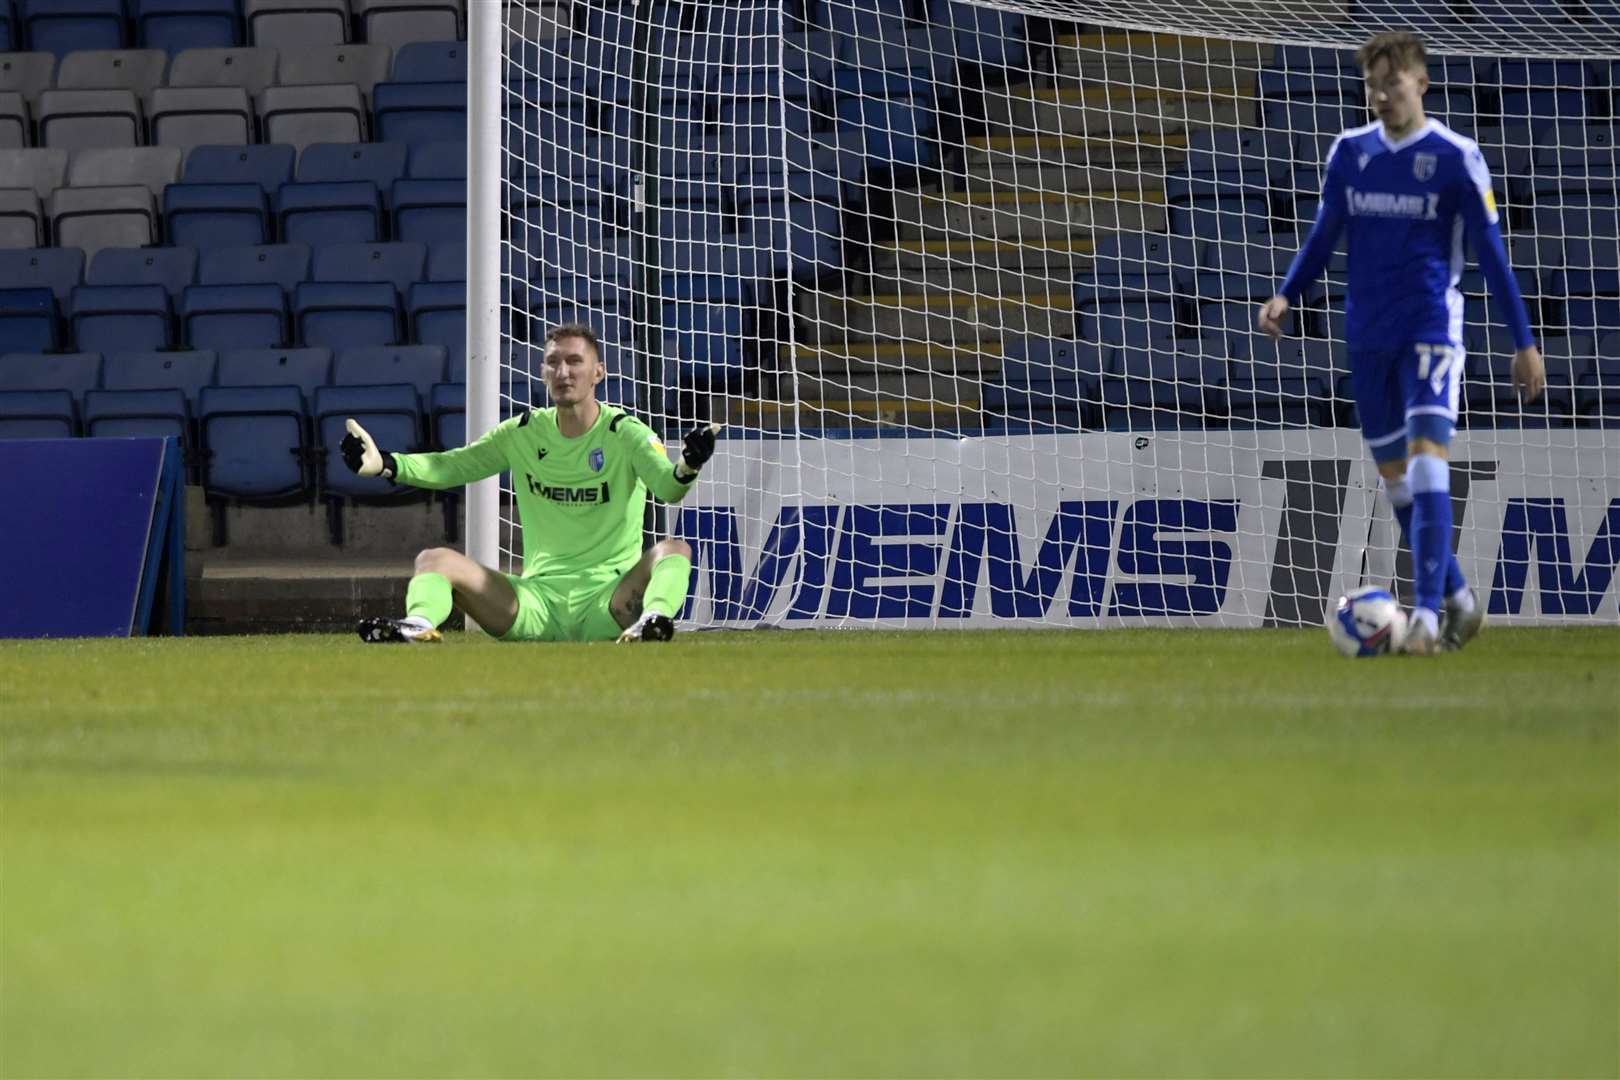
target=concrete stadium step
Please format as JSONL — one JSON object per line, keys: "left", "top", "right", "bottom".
{"left": 781, "top": 340, "right": 1003, "bottom": 378}
{"left": 1049, "top": 32, "right": 1271, "bottom": 91}
{"left": 866, "top": 258, "right": 1078, "bottom": 298}
{"left": 877, "top": 236, "right": 1096, "bottom": 275}
{"left": 802, "top": 290, "right": 1076, "bottom": 342}
{"left": 957, "top": 159, "right": 1180, "bottom": 197}
{"left": 893, "top": 189, "right": 1167, "bottom": 241}
{"left": 983, "top": 85, "right": 1256, "bottom": 138}
{"left": 959, "top": 134, "right": 1188, "bottom": 188}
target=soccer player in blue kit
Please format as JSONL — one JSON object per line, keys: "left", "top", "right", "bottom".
{"left": 1258, "top": 31, "right": 1546, "bottom": 654}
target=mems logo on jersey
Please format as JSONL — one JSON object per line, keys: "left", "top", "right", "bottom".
{"left": 1345, "top": 186, "right": 1439, "bottom": 220}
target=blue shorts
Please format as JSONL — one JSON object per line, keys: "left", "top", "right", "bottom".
{"left": 1349, "top": 339, "right": 1465, "bottom": 464}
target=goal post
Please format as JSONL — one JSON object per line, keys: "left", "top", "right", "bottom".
{"left": 470, "top": 0, "right": 1619, "bottom": 630}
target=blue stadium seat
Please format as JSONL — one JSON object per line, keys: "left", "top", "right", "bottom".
{"left": 1563, "top": 296, "right": 1620, "bottom": 337}
{"left": 83, "top": 386, "right": 189, "bottom": 443}
{"left": 312, "top": 382, "right": 422, "bottom": 498}
{"left": 1076, "top": 298, "right": 1176, "bottom": 350}
{"left": 983, "top": 337, "right": 1105, "bottom": 428}
{"left": 87, "top": 246, "right": 197, "bottom": 296}
{"left": 216, "top": 345, "right": 330, "bottom": 397}
{"left": 373, "top": 81, "right": 467, "bottom": 148}
{"left": 407, "top": 280, "right": 464, "bottom": 363}
{"left": 408, "top": 140, "right": 465, "bottom": 179}
{"left": 1168, "top": 193, "right": 1274, "bottom": 245}
{"left": 69, "top": 284, "right": 173, "bottom": 353}
{"left": 137, "top": 0, "right": 242, "bottom": 54}
{"left": 102, "top": 347, "right": 216, "bottom": 408}
{"left": 1558, "top": 235, "right": 1620, "bottom": 298}
{"left": 294, "top": 282, "right": 402, "bottom": 347}
{"left": 198, "top": 383, "right": 309, "bottom": 499}
{"left": 0, "top": 247, "right": 86, "bottom": 304}
{"left": 164, "top": 183, "right": 273, "bottom": 249}
{"left": 426, "top": 240, "right": 463, "bottom": 281}
{"left": 390, "top": 178, "right": 466, "bottom": 245}
{"left": 429, "top": 378, "right": 463, "bottom": 449}
{"left": 20, "top": 0, "right": 127, "bottom": 60}
{"left": 1258, "top": 44, "right": 1357, "bottom": 99}
{"left": 0, "top": 350, "right": 101, "bottom": 433}
{"left": 1575, "top": 354, "right": 1620, "bottom": 427}
{"left": 275, "top": 181, "right": 385, "bottom": 247}
{"left": 198, "top": 242, "right": 311, "bottom": 289}
{"left": 333, "top": 343, "right": 445, "bottom": 397}
{"left": 744, "top": 198, "right": 843, "bottom": 280}
{"left": 1100, "top": 349, "right": 1225, "bottom": 429}
{"left": 1224, "top": 365, "right": 1331, "bottom": 428}
{"left": 1191, "top": 241, "right": 1293, "bottom": 307}
{"left": 0, "top": 288, "right": 59, "bottom": 353}
{"left": 1081, "top": 233, "right": 1195, "bottom": 302}
{"left": 182, "top": 283, "right": 288, "bottom": 349}
{"left": 927, "top": 0, "right": 1027, "bottom": 69}
{"left": 0, "top": 388, "right": 78, "bottom": 437}
{"left": 836, "top": 95, "right": 939, "bottom": 172}
{"left": 1530, "top": 123, "right": 1618, "bottom": 200}
{"left": 182, "top": 143, "right": 296, "bottom": 190}
{"left": 313, "top": 241, "right": 427, "bottom": 291}
{"left": 1262, "top": 97, "right": 1360, "bottom": 139}
{"left": 663, "top": 301, "right": 747, "bottom": 389}
{"left": 393, "top": 40, "right": 467, "bottom": 83}
{"left": 298, "top": 141, "right": 410, "bottom": 188}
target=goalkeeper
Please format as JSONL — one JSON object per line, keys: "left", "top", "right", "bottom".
{"left": 344, "top": 322, "right": 718, "bottom": 644}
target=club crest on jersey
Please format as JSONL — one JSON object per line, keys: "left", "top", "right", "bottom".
{"left": 589, "top": 448, "right": 605, "bottom": 471}
{"left": 1413, "top": 153, "right": 1438, "bottom": 181}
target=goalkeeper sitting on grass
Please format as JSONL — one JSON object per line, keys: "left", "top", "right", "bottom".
{"left": 343, "top": 322, "right": 718, "bottom": 644}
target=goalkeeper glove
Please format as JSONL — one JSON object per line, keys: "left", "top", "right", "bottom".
{"left": 340, "top": 418, "right": 397, "bottom": 479}
{"left": 676, "top": 422, "right": 721, "bottom": 481}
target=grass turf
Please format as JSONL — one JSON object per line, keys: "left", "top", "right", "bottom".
{"left": 1, "top": 627, "right": 1616, "bottom": 1078}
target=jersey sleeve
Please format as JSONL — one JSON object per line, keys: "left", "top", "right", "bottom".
{"left": 1457, "top": 143, "right": 1536, "bottom": 351}
{"left": 612, "top": 410, "right": 695, "bottom": 503}
{"left": 392, "top": 416, "right": 515, "bottom": 491}
{"left": 1276, "top": 134, "right": 1350, "bottom": 304}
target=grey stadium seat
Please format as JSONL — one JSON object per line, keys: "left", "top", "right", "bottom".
{"left": 166, "top": 47, "right": 279, "bottom": 97}
{"left": 0, "top": 148, "right": 68, "bottom": 198}
{"left": 280, "top": 44, "right": 393, "bottom": 99}
{"left": 354, "top": 0, "right": 463, "bottom": 52}
{"left": 0, "top": 53, "right": 56, "bottom": 110}
{"left": 38, "top": 90, "right": 145, "bottom": 152}
{"left": 47, "top": 186, "right": 159, "bottom": 259}
{"left": 55, "top": 50, "right": 170, "bottom": 99}
{"left": 67, "top": 147, "right": 183, "bottom": 198}
{"left": 0, "top": 190, "right": 43, "bottom": 248}
{"left": 258, "top": 84, "right": 367, "bottom": 152}
{"left": 0, "top": 93, "right": 27, "bottom": 150}
{"left": 246, "top": 0, "right": 352, "bottom": 50}
{"left": 149, "top": 86, "right": 255, "bottom": 152}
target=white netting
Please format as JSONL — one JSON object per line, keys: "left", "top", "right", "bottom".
{"left": 486, "top": 0, "right": 1619, "bottom": 628}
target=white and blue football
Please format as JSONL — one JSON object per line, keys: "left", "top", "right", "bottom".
{"left": 1328, "top": 586, "right": 1409, "bottom": 657}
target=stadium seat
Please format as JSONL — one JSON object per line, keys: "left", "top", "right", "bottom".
{"left": 372, "top": 81, "right": 467, "bottom": 148}
{"left": 294, "top": 281, "right": 401, "bottom": 347}
{"left": 258, "top": 84, "right": 368, "bottom": 152}
{"left": 662, "top": 302, "right": 746, "bottom": 389}
{"left": 66, "top": 146, "right": 182, "bottom": 197}
{"left": 83, "top": 386, "right": 190, "bottom": 443}
{"left": 428, "top": 378, "right": 463, "bottom": 449}
{"left": 164, "top": 183, "right": 271, "bottom": 249}
{"left": 1558, "top": 235, "right": 1620, "bottom": 298}
{"left": 390, "top": 178, "right": 465, "bottom": 245}
{"left": 181, "top": 282, "right": 288, "bottom": 348}
{"left": 136, "top": 0, "right": 243, "bottom": 55}
{"left": 407, "top": 280, "right": 463, "bottom": 367}
{"left": 0, "top": 247, "right": 86, "bottom": 302}
{"left": 56, "top": 49, "right": 169, "bottom": 99}
{"left": 312, "top": 381, "right": 422, "bottom": 499}
{"left": 47, "top": 186, "right": 157, "bottom": 258}
{"left": 393, "top": 41, "right": 466, "bottom": 83}
{"left": 198, "top": 382, "right": 310, "bottom": 499}
{"left": 37, "top": 89, "right": 144, "bottom": 151}
{"left": 0, "top": 53, "right": 56, "bottom": 110}
{"left": 298, "top": 140, "right": 408, "bottom": 188}
{"left": 407, "top": 140, "right": 464, "bottom": 179}
{"left": 743, "top": 198, "right": 843, "bottom": 280}
{"left": 102, "top": 347, "right": 216, "bottom": 407}
{"left": 18, "top": 0, "right": 128, "bottom": 60}
{"left": 353, "top": 0, "right": 463, "bottom": 51}
{"left": 1081, "top": 233, "right": 1196, "bottom": 303}
{"left": 245, "top": 0, "right": 350, "bottom": 49}
{"left": 0, "top": 349, "right": 101, "bottom": 403}
{"left": 1191, "top": 241, "right": 1293, "bottom": 308}
{"left": 0, "top": 92, "right": 28, "bottom": 150}
{"left": 426, "top": 240, "right": 463, "bottom": 281}
{"left": 0, "top": 147, "right": 69, "bottom": 199}
{"left": 0, "top": 288, "right": 60, "bottom": 353}
{"left": 166, "top": 46, "right": 278, "bottom": 95}
{"left": 1575, "top": 354, "right": 1620, "bottom": 427}
{"left": 333, "top": 342, "right": 445, "bottom": 397}
{"left": 1530, "top": 122, "right": 1619, "bottom": 200}
{"left": 1224, "top": 366, "right": 1330, "bottom": 428}
{"left": 275, "top": 181, "right": 384, "bottom": 247}
{"left": 1076, "top": 299, "right": 1177, "bottom": 350}
{"left": 69, "top": 283, "right": 173, "bottom": 353}
{"left": 313, "top": 241, "right": 426, "bottom": 290}
{"left": 182, "top": 142, "right": 296, "bottom": 191}
{"left": 1101, "top": 349, "right": 1225, "bottom": 429}
{"left": 0, "top": 190, "right": 42, "bottom": 249}
{"left": 1563, "top": 296, "right": 1620, "bottom": 337}
{"left": 197, "top": 240, "right": 311, "bottom": 289}
{"left": 0, "top": 388, "right": 78, "bottom": 437}
{"left": 148, "top": 86, "right": 255, "bottom": 151}
{"left": 216, "top": 345, "right": 331, "bottom": 396}
{"left": 927, "top": 0, "right": 1027, "bottom": 68}
{"left": 88, "top": 246, "right": 196, "bottom": 296}
{"left": 280, "top": 44, "right": 394, "bottom": 98}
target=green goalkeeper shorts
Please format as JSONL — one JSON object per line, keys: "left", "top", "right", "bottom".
{"left": 498, "top": 569, "right": 629, "bottom": 643}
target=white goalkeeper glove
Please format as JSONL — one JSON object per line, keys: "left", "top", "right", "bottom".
{"left": 340, "top": 418, "right": 395, "bottom": 479}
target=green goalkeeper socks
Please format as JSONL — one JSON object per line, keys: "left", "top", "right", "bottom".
{"left": 405, "top": 571, "right": 453, "bottom": 628}
{"left": 642, "top": 554, "right": 691, "bottom": 619}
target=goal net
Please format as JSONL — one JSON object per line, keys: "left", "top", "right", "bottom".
{"left": 477, "top": 0, "right": 1620, "bottom": 629}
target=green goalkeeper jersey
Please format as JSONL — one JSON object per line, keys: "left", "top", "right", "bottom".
{"left": 392, "top": 405, "right": 694, "bottom": 579}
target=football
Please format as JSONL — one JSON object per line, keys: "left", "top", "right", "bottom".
{"left": 1327, "top": 586, "right": 1409, "bottom": 657}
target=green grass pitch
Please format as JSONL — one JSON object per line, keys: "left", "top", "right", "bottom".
{"left": 2, "top": 627, "right": 1616, "bottom": 1078}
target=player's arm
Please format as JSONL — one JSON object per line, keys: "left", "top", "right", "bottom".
{"left": 1457, "top": 145, "right": 1544, "bottom": 402}
{"left": 616, "top": 413, "right": 720, "bottom": 503}
{"left": 341, "top": 416, "right": 512, "bottom": 490}
{"left": 1260, "top": 137, "right": 1350, "bottom": 337}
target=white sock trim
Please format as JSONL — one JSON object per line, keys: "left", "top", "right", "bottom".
{"left": 1381, "top": 475, "right": 1414, "bottom": 509}
{"left": 1407, "top": 453, "right": 1449, "bottom": 495}
{"left": 1449, "top": 586, "right": 1475, "bottom": 613}
{"left": 1411, "top": 607, "right": 1441, "bottom": 636}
